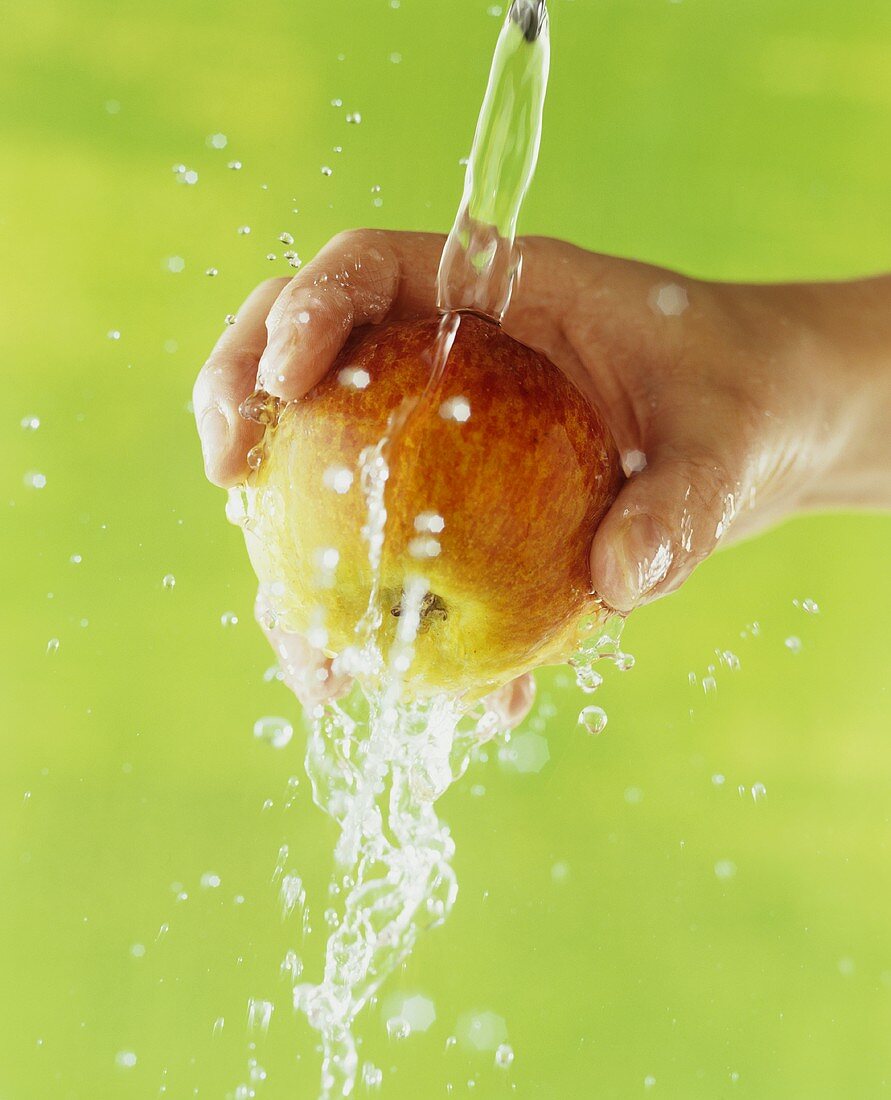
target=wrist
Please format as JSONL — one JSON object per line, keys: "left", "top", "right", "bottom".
{"left": 787, "top": 278, "right": 891, "bottom": 510}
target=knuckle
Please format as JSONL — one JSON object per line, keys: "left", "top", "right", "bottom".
{"left": 329, "top": 227, "right": 377, "bottom": 253}
{"left": 257, "top": 275, "right": 290, "bottom": 296}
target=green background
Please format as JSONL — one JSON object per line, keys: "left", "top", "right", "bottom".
{"left": 2, "top": 0, "right": 891, "bottom": 1096}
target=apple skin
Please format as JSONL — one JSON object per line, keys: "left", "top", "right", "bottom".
{"left": 239, "top": 313, "right": 623, "bottom": 699}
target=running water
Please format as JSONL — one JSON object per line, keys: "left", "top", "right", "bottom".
{"left": 232, "top": 3, "right": 630, "bottom": 1096}
{"left": 436, "top": 0, "right": 550, "bottom": 322}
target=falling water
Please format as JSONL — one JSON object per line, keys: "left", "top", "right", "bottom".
{"left": 233, "top": 3, "right": 629, "bottom": 1096}
{"left": 436, "top": 0, "right": 550, "bottom": 322}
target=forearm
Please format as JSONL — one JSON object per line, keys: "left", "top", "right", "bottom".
{"left": 734, "top": 274, "right": 891, "bottom": 513}
{"left": 794, "top": 275, "right": 891, "bottom": 510}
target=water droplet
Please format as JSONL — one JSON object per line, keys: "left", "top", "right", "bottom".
{"left": 225, "top": 313, "right": 237, "bottom": 326}
{"left": 612, "top": 651, "right": 635, "bottom": 672}
{"left": 247, "top": 444, "right": 264, "bottom": 471}
{"left": 115, "top": 1051, "right": 137, "bottom": 1069}
{"left": 247, "top": 998, "right": 274, "bottom": 1035}
{"left": 439, "top": 396, "right": 471, "bottom": 422}
{"left": 408, "top": 536, "right": 441, "bottom": 559}
{"left": 389, "top": 51, "right": 402, "bottom": 64}
{"left": 578, "top": 705, "right": 608, "bottom": 735}
{"left": 386, "top": 1017, "right": 411, "bottom": 1041}
{"left": 237, "top": 225, "right": 251, "bottom": 235}
{"left": 711, "top": 773, "right": 725, "bottom": 786}
{"left": 200, "top": 872, "right": 221, "bottom": 889}
{"left": 346, "top": 111, "right": 362, "bottom": 124}
{"left": 338, "top": 367, "right": 371, "bottom": 390}
{"left": 220, "top": 611, "right": 239, "bottom": 627}
{"left": 20, "top": 414, "right": 40, "bottom": 431}
{"left": 105, "top": 99, "right": 121, "bottom": 114}
{"left": 458, "top": 1011, "right": 508, "bottom": 1052}
{"left": 172, "top": 165, "right": 198, "bottom": 185}
{"left": 239, "top": 389, "right": 282, "bottom": 426}
{"left": 280, "top": 949, "right": 303, "bottom": 982}
{"left": 46, "top": 638, "right": 60, "bottom": 656}
{"left": 321, "top": 165, "right": 333, "bottom": 177}
{"left": 494, "top": 1043, "right": 514, "bottom": 1068}
{"left": 551, "top": 860, "right": 570, "bottom": 884}
{"left": 702, "top": 675, "right": 717, "bottom": 694}
{"left": 315, "top": 547, "right": 340, "bottom": 571}
{"left": 621, "top": 449, "right": 647, "bottom": 475}
{"left": 414, "top": 511, "right": 445, "bottom": 534}
{"left": 649, "top": 282, "right": 689, "bottom": 316}
{"left": 24, "top": 470, "right": 47, "bottom": 490}
{"left": 162, "top": 574, "right": 176, "bottom": 590}
{"left": 714, "top": 859, "right": 737, "bottom": 881}
{"left": 279, "top": 231, "right": 294, "bottom": 245}
{"left": 784, "top": 636, "right": 802, "bottom": 654}
{"left": 624, "top": 786, "right": 643, "bottom": 805}
{"left": 129, "top": 943, "right": 145, "bottom": 958}
{"left": 213, "top": 1016, "right": 225, "bottom": 1036}
{"left": 253, "top": 716, "right": 294, "bottom": 750}
{"left": 322, "top": 465, "right": 354, "bottom": 494}
{"left": 227, "top": 159, "right": 243, "bottom": 170}
{"left": 570, "top": 659, "right": 604, "bottom": 694}
{"left": 205, "top": 267, "right": 219, "bottom": 277}
{"left": 838, "top": 956, "right": 855, "bottom": 977}
{"left": 207, "top": 132, "right": 227, "bottom": 149}
{"left": 362, "top": 1062, "right": 383, "bottom": 1089}
{"left": 499, "top": 731, "right": 549, "bottom": 774}
{"left": 644, "top": 1075, "right": 657, "bottom": 1089}
{"left": 165, "top": 256, "right": 185, "bottom": 273}
{"left": 802, "top": 598, "right": 820, "bottom": 615}
{"left": 751, "top": 782, "right": 767, "bottom": 802}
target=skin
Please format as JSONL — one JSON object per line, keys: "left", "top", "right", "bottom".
{"left": 193, "top": 230, "right": 891, "bottom": 722}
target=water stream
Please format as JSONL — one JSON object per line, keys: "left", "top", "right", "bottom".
{"left": 232, "top": 3, "right": 630, "bottom": 1096}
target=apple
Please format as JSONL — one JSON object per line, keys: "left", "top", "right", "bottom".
{"left": 238, "top": 313, "right": 623, "bottom": 699}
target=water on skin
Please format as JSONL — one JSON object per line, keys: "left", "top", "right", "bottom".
{"left": 232, "top": 2, "right": 631, "bottom": 1095}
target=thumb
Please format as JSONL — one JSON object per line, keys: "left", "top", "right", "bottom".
{"left": 590, "top": 439, "right": 745, "bottom": 613}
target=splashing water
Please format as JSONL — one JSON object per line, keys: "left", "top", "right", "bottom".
{"left": 274, "top": 449, "right": 513, "bottom": 1097}
{"left": 231, "top": 4, "right": 631, "bottom": 1096}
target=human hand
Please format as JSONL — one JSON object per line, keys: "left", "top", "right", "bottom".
{"left": 194, "top": 230, "right": 890, "bottom": 706}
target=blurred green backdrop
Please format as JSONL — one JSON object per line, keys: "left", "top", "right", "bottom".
{"left": 2, "top": 0, "right": 891, "bottom": 1097}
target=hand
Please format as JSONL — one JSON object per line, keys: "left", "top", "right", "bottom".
{"left": 194, "top": 230, "right": 891, "bottom": 704}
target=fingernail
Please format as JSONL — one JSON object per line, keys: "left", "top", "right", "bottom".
{"left": 199, "top": 407, "right": 229, "bottom": 467}
{"left": 602, "top": 514, "right": 673, "bottom": 612}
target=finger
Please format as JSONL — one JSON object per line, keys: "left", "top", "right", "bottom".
{"left": 257, "top": 229, "right": 445, "bottom": 401}
{"left": 483, "top": 673, "right": 536, "bottom": 731}
{"left": 255, "top": 592, "right": 352, "bottom": 708}
{"left": 193, "top": 278, "right": 290, "bottom": 487}
{"left": 590, "top": 403, "right": 754, "bottom": 612}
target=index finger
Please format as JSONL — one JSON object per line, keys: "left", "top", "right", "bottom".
{"left": 257, "top": 229, "right": 445, "bottom": 402}
{"left": 193, "top": 277, "right": 289, "bottom": 487}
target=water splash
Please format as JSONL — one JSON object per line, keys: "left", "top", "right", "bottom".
{"left": 229, "top": 5, "right": 629, "bottom": 1095}
{"left": 274, "top": 442, "right": 509, "bottom": 1097}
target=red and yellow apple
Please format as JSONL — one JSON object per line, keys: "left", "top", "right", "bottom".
{"left": 239, "top": 313, "right": 623, "bottom": 698}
